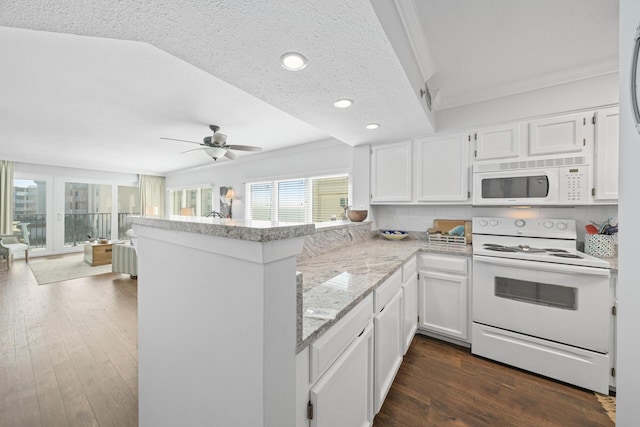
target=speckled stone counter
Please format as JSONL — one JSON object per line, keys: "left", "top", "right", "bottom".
{"left": 296, "top": 238, "right": 472, "bottom": 352}
{"left": 128, "top": 216, "right": 315, "bottom": 242}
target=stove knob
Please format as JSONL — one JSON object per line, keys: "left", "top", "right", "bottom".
{"left": 479, "top": 219, "right": 488, "bottom": 227}
{"left": 489, "top": 219, "right": 499, "bottom": 226}
{"left": 515, "top": 219, "right": 526, "bottom": 227}
{"left": 556, "top": 222, "right": 568, "bottom": 230}
{"left": 543, "top": 221, "right": 554, "bottom": 229}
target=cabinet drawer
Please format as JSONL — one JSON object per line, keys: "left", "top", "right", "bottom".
{"left": 93, "top": 245, "right": 113, "bottom": 255}
{"left": 374, "top": 269, "right": 402, "bottom": 313}
{"left": 402, "top": 257, "right": 416, "bottom": 283}
{"left": 310, "top": 294, "right": 373, "bottom": 384}
{"left": 418, "top": 254, "right": 468, "bottom": 275}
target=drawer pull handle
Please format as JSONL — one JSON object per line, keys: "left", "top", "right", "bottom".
{"left": 106, "top": 249, "right": 112, "bottom": 252}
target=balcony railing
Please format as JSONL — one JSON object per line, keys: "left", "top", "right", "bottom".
{"left": 13, "top": 212, "right": 138, "bottom": 248}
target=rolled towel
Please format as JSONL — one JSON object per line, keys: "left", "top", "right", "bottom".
{"left": 448, "top": 225, "right": 465, "bottom": 236}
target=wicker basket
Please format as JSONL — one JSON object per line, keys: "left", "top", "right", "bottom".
{"left": 427, "top": 234, "right": 467, "bottom": 245}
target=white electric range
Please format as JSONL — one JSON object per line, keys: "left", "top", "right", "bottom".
{"left": 471, "top": 217, "right": 612, "bottom": 394}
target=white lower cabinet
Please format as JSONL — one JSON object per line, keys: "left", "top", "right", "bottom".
{"left": 402, "top": 260, "right": 418, "bottom": 354}
{"left": 309, "top": 323, "right": 374, "bottom": 427}
{"left": 374, "top": 289, "right": 403, "bottom": 414}
{"left": 418, "top": 254, "right": 470, "bottom": 342}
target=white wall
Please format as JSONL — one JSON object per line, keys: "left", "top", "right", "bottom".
{"left": 616, "top": 0, "right": 640, "bottom": 424}
{"left": 436, "top": 73, "right": 619, "bottom": 132}
{"left": 374, "top": 204, "right": 617, "bottom": 244}
{"left": 15, "top": 161, "right": 139, "bottom": 184}
{"left": 165, "top": 139, "right": 353, "bottom": 218}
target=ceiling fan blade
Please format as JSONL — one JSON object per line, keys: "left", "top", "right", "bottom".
{"left": 227, "top": 145, "right": 262, "bottom": 152}
{"left": 224, "top": 150, "right": 238, "bottom": 160}
{"left": 160, "top": 137, "right": 201, "bottom": 145}
{"left": 180, "top": 147, "right": 208, "bottom": 154}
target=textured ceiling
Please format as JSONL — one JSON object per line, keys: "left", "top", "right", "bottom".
{"left": 0, "top": 1, "right": 620, "bottom": 175}
{"left": 0, "top": 0, "right": 432, "bottom": 175}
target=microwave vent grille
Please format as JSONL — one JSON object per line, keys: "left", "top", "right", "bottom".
{"left": 476, "top": 156, "right": 587, "bottom": 173}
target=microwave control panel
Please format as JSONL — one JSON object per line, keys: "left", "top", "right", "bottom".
{"left": 558, "top": 166, "right": 588, "bottom": 204}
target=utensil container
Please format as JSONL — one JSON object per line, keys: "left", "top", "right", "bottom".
{"left": 584, "top": 234, "right": 615, "bottom": 257}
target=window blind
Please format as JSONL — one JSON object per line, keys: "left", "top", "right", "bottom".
{"left": 246, "top": 174, "right": 349, "bottom": 223}
{"left": 249, "top": 182, "right": 273, "bottom": 221}
{"left": 277, "top": 179, "right": 307, "bottom": 223}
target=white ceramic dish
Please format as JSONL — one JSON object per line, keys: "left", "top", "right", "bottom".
{"left": 380, "top": 230, "right": 408, "bottom": 240}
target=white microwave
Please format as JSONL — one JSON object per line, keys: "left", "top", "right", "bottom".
{"left": 472, "top": 166, "right": 589, "bottom": 206}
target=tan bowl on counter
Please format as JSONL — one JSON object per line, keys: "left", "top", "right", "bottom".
{"left": 347, "top": 209, "right": 368, "bottom": 222}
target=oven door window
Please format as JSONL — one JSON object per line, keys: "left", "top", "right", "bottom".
{"left": 481, "top": 175, "right": 549, "bottom": 199}
{"left": 495, "top": 276, "right": 577, "bottom": 310}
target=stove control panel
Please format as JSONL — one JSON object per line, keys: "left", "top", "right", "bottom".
{"left": 472, "top": 217, "right": 576, "bottom": 239}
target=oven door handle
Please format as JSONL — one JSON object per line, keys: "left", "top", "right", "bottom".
{"left": 473, "top": 255, "right": 611, "bottom": 277}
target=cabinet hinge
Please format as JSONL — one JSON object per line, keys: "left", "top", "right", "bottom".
{"left": 612, "top": 305, "right": 617, "bottom": 316}
{"left": 474, "top": 132, "right": 478, "bottom": 141}
{"left": 592, "top": 188, "right": 596, "bottom": 196}
{"left": 467, "top": 191, "right": 471, "bottom": 198}
{"left": 593, "top": 115, "right": 597, "bottom": 125}
{"left": 583, "top": 138, "right": 586, "bottom": 146}
{"left": 417, "top": 273, "right": 420, "bottom": 280}
{"left": 307, "top": 401, "right": 314, "bottom": 420}
{"left": 474, "top": 150, "right": 477, "bottom": 158}
{"left": 611, "top": 367, "right": 616, "bottom": 377}
{"left": 468, "top": 134, "right": 471, "bottom": 142}
{"left": 583, "top": 117, "right": 586, "bottom": 125}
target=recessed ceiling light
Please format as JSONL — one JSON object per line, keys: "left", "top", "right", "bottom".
{"left": 280, "top": 52, "right": 307, "bottom": 71}
{"left": 334, "top": 98, "right": 353, "bottom": 108}
{"left": 366, "top": 123, "right": 380, "bottom": 130}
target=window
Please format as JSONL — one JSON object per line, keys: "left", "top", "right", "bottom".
{"left": 246, "top": 174, "right": 349, "bottom": 223}
{"left": 169, "top": 187, "right": 213, "bottom": 217}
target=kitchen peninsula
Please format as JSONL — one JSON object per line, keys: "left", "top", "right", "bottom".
{"left": 129, "top": 216, "right": 314, "bottom": 427}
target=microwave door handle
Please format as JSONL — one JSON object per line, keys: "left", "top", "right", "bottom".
{"left": 473, "top": 255, "right": 610, "bottom": 277}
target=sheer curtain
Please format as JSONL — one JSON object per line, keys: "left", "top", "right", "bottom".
{"left": 139, "top": 175, "right": 165, "bottom": 217}
{"left": 0, "top": 160, "right": 14, "bottom": 234}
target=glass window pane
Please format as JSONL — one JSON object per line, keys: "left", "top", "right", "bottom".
{"left": 118, "top": 185, "right": 140, "bottom": 240}
{"left": 249, "top": 183, "right": 272, "bottom": 221}
{"left": 278, "top": 180, "right": 306, "bottom": 223}
{"left": 495, "top": 276, "right": 577, "bottom": 310}
{"left": 64, "top": 183, "right": 112, "bottom": 246}
{"left": 13, "top": 179, "right": 46, "bottom": 249}
{"left": 312, "top": 176, "right": 349, "bottom": 223}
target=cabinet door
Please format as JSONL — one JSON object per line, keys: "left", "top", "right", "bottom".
{"left": 528, "top": 112, "right": 588, "bottom": 156}
{"left": 415, "top": 135, "right": 469, "bottom": 202}
{"left": 593, "top": 107, "right": 619, "bottom": 202}
{"left": 370, "top": 141, "right": 412, "bottom": 202}
{"left": 374, "top": 289, "right": 403, "bottom": 414}
{"left": 310, "top": 323, "right": 374, "bottom": 427}
{"left": 473, "top": 123, "right": 521, "bottom": 161}
{"left": 402, "top": 271, "right": 418, "bottom": 355}
{"left": 418, "top": 271, "right": 468, "bottom": 341}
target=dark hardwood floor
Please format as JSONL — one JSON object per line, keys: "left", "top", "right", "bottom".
{"left": 374, "top": 335, "right": 613, "bottom": 427}
{"left": 1, "top": 258, "right": 612, "bottom": 427}
{"left": 0, "top": 257, "right": 138, "bottom": 427}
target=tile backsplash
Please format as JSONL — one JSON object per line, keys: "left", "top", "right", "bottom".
{"left": 373, "top": 205, "right": 619, "bottom": 245}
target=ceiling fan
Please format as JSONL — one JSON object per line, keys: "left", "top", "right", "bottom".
{"left": 161, "top": 125, "right": 262, "bottom": 160}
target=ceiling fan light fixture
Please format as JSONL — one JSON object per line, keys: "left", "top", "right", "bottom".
{"left": 334, "top": 98, "right": 353, "bottom": 108}
{"left": 213, "top": 132, "right": 227, "bottom": 144}
{"left": 280, "top": 52, "right": 307, "bottom": 71}
{"left": 366, "top": 123, "right": 380, "bottom": 130}
{"left": 206, "top": 147, "right": 227, "bottom": 160}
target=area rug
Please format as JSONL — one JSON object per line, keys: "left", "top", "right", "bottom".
{"left": 29, "top": 253, "right": 113, "bottom": 285}
{"left": 596, "top": 393, "right": 616, "bottom": 423}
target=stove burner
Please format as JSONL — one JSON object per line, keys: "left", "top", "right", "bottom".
{"left": 550, "top": 253, "right": 583, "bottom": 259}
{"left": 544, "top": 248, "right": 569, "bottom": 253}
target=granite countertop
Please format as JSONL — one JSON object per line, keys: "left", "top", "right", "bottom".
{"left": 128, "top": 216, "right": 315, "bottom": 242}
{"left": 296, "top": 238, "right": 472, "bottom": 352}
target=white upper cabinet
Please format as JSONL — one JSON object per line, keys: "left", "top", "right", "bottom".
{"left": 415, "top": 134, "right": 470, "bottom": 202}
{"left": 370, "top": 141, "right": 412, "bottom": 203}
{"left": 528, "top": 112, "right": 589, "bottom": 156}
{"left": 472, "top": 123, "right": 522, "bottom": 161}
{"left": 593, "top": 107, "right": 619, "bottom": 202}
